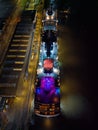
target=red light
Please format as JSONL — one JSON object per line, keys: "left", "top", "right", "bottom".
{"left": 53, "top": 97, "right": 59, "bottom": 103}
{"left": 44, "top": 59, "right": 53, "bottom": 70}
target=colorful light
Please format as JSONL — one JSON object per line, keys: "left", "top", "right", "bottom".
{"left": 41, "top": 77, "right": 55, "bottom": 90}
{"left": 43, "top": 59, "right": 53, "bottom": 70}
{"left": 36, "top": 88, "right": 40, "bottom": 94}
{"left": 55, "top": 88, "right": 60, "bottom": 95}
{"left": 35, "top": 77, "right": 60, "bottom": 104}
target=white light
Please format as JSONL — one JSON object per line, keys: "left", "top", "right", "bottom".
{"left": 39, "top": 62, "right": 42, "bottom": 66}
{"left": 56, "top": 56, "right": 58, "bottom": 60}
{"left": 46, "top": 16, "right": 49, "bottom": 20}
{"left": 37, "top": 68, "right": 43, "bottom": 74}
{"left": 51, "top": 16, "right": 53, "bottom": 19}
{"left": 53, "top": 68, "right": 60, "bottom": 74}
{"left": 51, "top": 50, "right": 53, "bottom": 53}
{"left": 42, "top": 42, "right": 45, "bottom": 45}
{"left": 44, "top": 50, "right": 46, "bottom": 52}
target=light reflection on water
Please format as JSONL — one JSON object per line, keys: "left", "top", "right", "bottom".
{"left": 61, "top": 94, "right": 92, "bottom": 120}
{"left": 43, "top": 118, "right": 53, "bottom": 128}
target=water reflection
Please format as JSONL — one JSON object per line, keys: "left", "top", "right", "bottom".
{"left": 61, "top": 94, "right": 92, "bottom": 120}
{"left": 34, "top": 115, "right": 61, "bottom": 130}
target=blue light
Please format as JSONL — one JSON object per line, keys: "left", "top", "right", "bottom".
{"left": 55, "top": 88, "right": 60, "bottom": 95}
{"left": 36, "top": 88, "right": 40, "bottom": 94}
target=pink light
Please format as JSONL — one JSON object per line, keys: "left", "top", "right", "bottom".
{"left": 43, "top": 59, "right": 53, "bottom": 70}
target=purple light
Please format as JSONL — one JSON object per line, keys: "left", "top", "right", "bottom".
{"left": 35, "top": 77, "right": 60, "bottom": 103}
{"left": 41, "top": 77, "right": 55, "bottom": 91}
